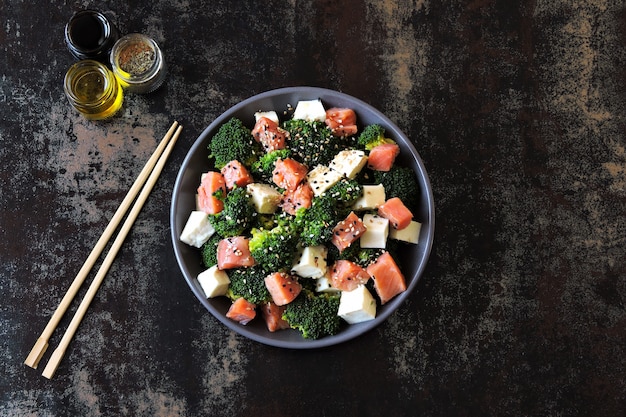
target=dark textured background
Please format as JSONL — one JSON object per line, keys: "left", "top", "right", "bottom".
{"left": 2, "top": 1, "right": 625, "bottom": 416}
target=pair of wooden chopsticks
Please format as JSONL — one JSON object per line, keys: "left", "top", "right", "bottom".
{"left": 24, "top": 121, "right": 183, "bottom": 379}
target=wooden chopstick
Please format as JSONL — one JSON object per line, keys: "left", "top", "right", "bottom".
{"left": 41, "top": 123, "right": 182, "bottom": 379}
{"left": 24, "top": 121, "right": 180, "bottom": 371}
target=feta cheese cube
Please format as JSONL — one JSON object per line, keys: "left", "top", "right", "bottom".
{"left": 389, "top": 220, "right": 422, "bottom": 244}
{"left": 180, "top": 211, "right": 215, "bottom": 248}
{"left": 315, "top": 275, "right": 340, "bottom": 293}
{"left": 292, "top": 99, "right": 326, "bottom": 122}
{"left": 291, "top": 245, "right": 328, "bottom": 278}
{"left": 247, "top": 183, "right": 282, "bottom": 214}
{"left": 360, "top": 214, "right": 389, "bottom": 248}
{"left": 329, "top": 150, "right": 368, "bottom": 179}
{"left": 254, "top": 110, "right": 279, "bottom": 124}
{"left": 338, "top": 285, "right": 377, "bottom": 324}
{"left": 307, "top": 165, "right": 343, "bottom": 196}
{"left": 197, "top": 265, "right": 230, "bottom": 298}
{"left": 352, "top": 184, "right": 386, "bottom": 211}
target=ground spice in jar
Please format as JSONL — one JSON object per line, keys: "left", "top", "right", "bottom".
{"left": 118, "top": 40, "right": 155, "bottom": 75}
{"left": 110, "top": 33, "right": 166, "bottom": 94}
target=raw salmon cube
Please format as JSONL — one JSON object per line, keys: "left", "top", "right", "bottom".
{"left": 280, "top": 182, "right": 313, "bottom": 215}
{"left": 325, "top": 108, "right": 358, "bottom": 137}
{"left": 367, "top": 143, "right": 400, "bottom": 171}
{"left": 221, "top": 160, "right": 253, "bottom": 190}
{"left": 217, "top": 236, "right": 255, "bottom": 269}
{"left": 366, "top": 252, "right": 407, "bottom": 304}
{"left": 331, "top": 211, "right": 366, "bottom": 252}
{"left": 272, "top": 158, "right": 308, "bottom": 191}
{"left": 264, "top": 272, "right": 302, "bottom": 306}
{"left": 197, "top": 171, "right": 226, "bottom": 214}
{"left": 260, "top": 302, "right": 290, "bottom": 332}
{"left": 329, "top": 260, "right": 370, "bottom": 292}
{"left": 226, "top": 297, "right": 257, "bottom": 325}
{"left": 252, "top": 117, "right": 288, "bottom": 152}
{"left": 378, "top": 197, "right": 414, "bottom": 230}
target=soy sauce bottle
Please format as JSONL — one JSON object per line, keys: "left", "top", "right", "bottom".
{"left": 65, "top": 10, "right": 119, "bottom": 63}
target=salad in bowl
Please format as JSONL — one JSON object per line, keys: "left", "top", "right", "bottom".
{"left": 171, "top": 87, "right": 434, "bottom": 348}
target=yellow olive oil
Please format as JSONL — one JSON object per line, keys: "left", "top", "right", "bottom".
{"left": 64, "top": 60, "right": 123, "bottom": 120}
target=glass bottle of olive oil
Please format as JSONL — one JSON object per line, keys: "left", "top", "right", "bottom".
{"left": 64, "top": 60, "right": 123, "bottom": 120}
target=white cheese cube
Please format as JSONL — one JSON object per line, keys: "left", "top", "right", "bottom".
{"left": 360, "top": 214, "right": 389, "bottom": 248}
{"left": 197, "top": 265, "right": 230, "bottom": 298}
{"left": 246, "top": 183, "right": 282, "bottom": 214}
{"left": 329, "top": 150, "right": 368, "bottom": 179}
{"left": 338, "top": 285, "right": 377, "bottom": 324}
{"left": 292, "top": 99, "right": 326, "bottom": 122}
{"left": 291, "top": 245, "right": 328, "bottom": 278}
{"left": 180, "top": 211, "right": 215, "bottom": 248}
{"left": 254, "top": 110, "right": 279, "bottom": 124}
{"left": 307, "top": 165, "right": 344, "bottom": 196}
{"left": 390, "top": 220, "right": 422, "bottom": 244}
{"left": 352, "top": 184, "right": 386, "bottom": 211}
{"left": 315, "top": 275, "right": 340, "bottom": 293}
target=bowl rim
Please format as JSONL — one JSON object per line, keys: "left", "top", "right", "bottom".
{"left": 170, "top": 86, "right": 435, "bottom": 348}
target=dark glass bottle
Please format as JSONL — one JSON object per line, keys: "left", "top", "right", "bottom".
{"left": 64, "top": 10, "right": 119, "bottom": 63}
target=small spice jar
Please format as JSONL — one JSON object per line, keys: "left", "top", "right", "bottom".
{"left": 110, "top": 34, "right": 166, "bottom": 94}
{"left": 64, "top": 60, "right": 124, "bottom": 120}
{"left": 65, "top": 10, "right": 119, "bottom": 62}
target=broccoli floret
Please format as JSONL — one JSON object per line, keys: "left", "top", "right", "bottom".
{"left": 372, "top": 165, "right": 420, "bottom": 211}
{"left": 283, "top": 119, "right": 357, "bottom": 167}
{"left": 248, "top": 224, "right": 299, "bottom": 272}
{"left": 250, "top": 148, "right": 292, "bottom": 182}
{"left": 296, "top": 196, "right": 340, "bottom": 247}
{"left": 251, "top": 210, "right": 296, "bottom": 232}
{"left": 209, "top": 187, "right": 256, "bottom": 237}
{"left": 296, "top": 182, "right": 361, "bottom": 247}
{"left": 226, "top": 266, "right": 271, "bottom": 304}
{"left": 321, "top": 177, "right": 363, "bottom": 211}
{"left": 282, "top": 289, "right": 342, "bottom": 339}
{"left": 298, "top": 276, "right": 318, "bottom": 293}
{"left": 327, "top": 240, "right": 386, "bottom": 268}
{"left": 200, "top": 233, "right": 222, "bottom": 268}
{"left": 252, "top": 213, "right": 279, "bottom": 231}
{"left": 385, "top": 237, "right": 401, "bottom": 260}
{"left": 208, "top": 117, "right": 263, "bottom": 169}
{"left": 357, "top": 124, "right": 396, "bottom": 150}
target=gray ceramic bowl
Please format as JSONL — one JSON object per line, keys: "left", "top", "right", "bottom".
{"left": 170, "top": 87, "right": 434, "bottom": 348}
